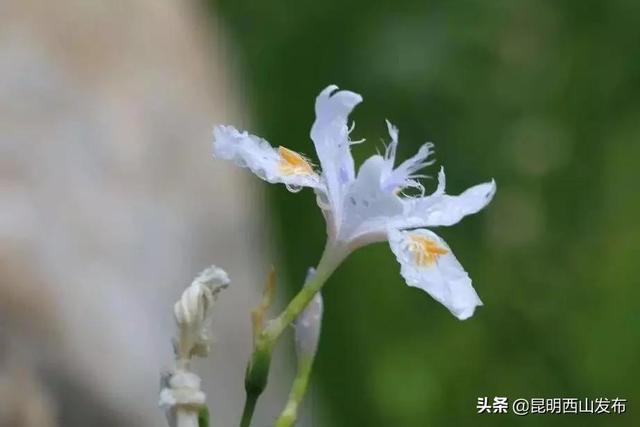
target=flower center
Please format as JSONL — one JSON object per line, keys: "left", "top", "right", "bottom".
{"left": 278, "top": 146, "right": 314, "bottom": 176}
{"left": 408, "top": 235, "right": 449, "bottom": 267}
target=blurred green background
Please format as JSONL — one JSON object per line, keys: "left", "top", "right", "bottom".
{"left": 212, "top": 0, "right": 639, "bottom": 425}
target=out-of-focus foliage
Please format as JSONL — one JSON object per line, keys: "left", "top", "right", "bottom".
{"left": 211, "top": 0, "right": 640, "bottom": 425}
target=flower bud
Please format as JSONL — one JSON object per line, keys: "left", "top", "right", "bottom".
{"left": 294, "top": 268, "right": 323, "bottom": 359}
{"left": 173, "top": 265, "right": 230, "bottom": 360}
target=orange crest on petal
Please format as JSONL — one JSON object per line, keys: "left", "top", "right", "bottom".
{"left": 407, "top": 235, "right": 449, "bottom": 267}
{"left": 278, "top": 146, "right": 314, "bottom": 176}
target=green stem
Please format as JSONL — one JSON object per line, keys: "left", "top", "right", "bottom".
{"left": 263, "top": 243, "right": 346, "bottom": 342}
{"left": 274, "top": 356, "right": 315, "bottom": 427}
{"left": 239, "top": 393, "right": 258, "bottom": 427}
{"left": 238, "top": 241, "right": 347, "bottom": 427}
{"left": 239, "top": 341, "right": 272, "bottom": 427}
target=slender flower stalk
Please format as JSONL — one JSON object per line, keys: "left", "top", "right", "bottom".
{"left": 274, "top": 356, "right": 314, "bottom": 427}
{"left": 240, "top": 245, "right": 345, "bottom": 427}
{"left": 275, "top": 268, "right": 324, "bottom": 427}
{"left": 262, "top": 243, "right": 346, "bottom": 342}
{"left": 240, "top": 269, "right": 277, "bottom": 427}
{"left": 239, "top": 394, "right": 258, "bottom": 427}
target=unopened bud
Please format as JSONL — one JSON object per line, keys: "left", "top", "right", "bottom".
{"left": 294, "top": 268, "right": 323, "bottom": 359}
{"left": 174, "top": 265, "right": 230, "bottom": 360}
{"left": 194, "top": 265, "right": 231, "bottom": 294}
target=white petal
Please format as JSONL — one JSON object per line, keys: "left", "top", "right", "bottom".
{"left": 434, "top": 166, "right": 446, "bottom": 196}
{"left": 310, "top": 86, "right": 363, "bottom": 228}
{"left": 401, "top": 171, "right": 496, "bottom": 227}
{"left": 385, "top": 144, "right": 435, "bottom": 192}
{"left": 339, "top": 155, "right": 403, "bottom": 243}
{"left": 383, "top": 120, "right": 399, "bottom": 167}
{"left": 380, "top": 121, "right": 435, "bottom": 193}
{"left": 388, "top": 228, "right": 482, "bottom": 320}
{"left": 213, "top": 125, "right": 322, "bottom": 191}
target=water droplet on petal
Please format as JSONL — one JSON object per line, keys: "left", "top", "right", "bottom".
{"left": 285, "top": 184, "right": 303, "bottom": 193}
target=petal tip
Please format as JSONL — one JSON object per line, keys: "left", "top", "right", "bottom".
{"left": 455, "top": 310, "right": 475, "bottom": 321}
{"left": 317, "top": 85, "right": 362, "bottom": 108}
{"left": 485, "top": 179, "right": 498, "bottom": 200}
{"left": 385, "top": 119, "right": 398, "bottom": 139}
{"left": 453, "top": 299, "right": 482, "bottom": 320}
{"left": 320, "top": 84, "right": 339, "bottom": 97}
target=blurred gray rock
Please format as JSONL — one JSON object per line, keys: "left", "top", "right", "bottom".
{"left": 0, "top": 1, "right": 289, "bottom": 426}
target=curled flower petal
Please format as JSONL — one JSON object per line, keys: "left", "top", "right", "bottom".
{"left": 388, "top": 228, "right": 482, "bottom": 320}
{"left": 310, "top": 85, "right": 363, "bottom": 234}
{"left": 173, "top": 266, "right": 230, "bottom": 359}
{"left": 213, "top": 125, "right": 323, "bottom": 191}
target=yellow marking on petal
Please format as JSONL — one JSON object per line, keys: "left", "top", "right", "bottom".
{"left": 408, "top": 235, "right": 449, "bottom": 267}
{"left": 278, "top": 146, "right": 315, "bottom": 176}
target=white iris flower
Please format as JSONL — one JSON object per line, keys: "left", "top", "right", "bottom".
{"left": 212, "top": 85, "right": 496, "bottom": 320}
